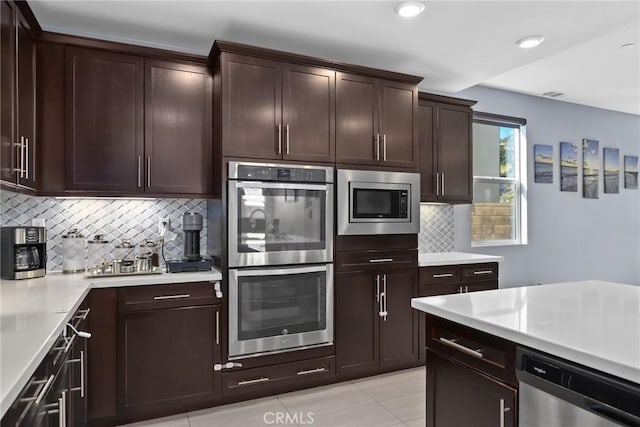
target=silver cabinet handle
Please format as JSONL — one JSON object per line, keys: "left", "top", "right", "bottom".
{"left": 297, "top": 367, "right": 326, "bottom": 376}
{"left": 59, "top": 391, "right": 66, "bottom": 427}
{"left": 153, "top": 294, "right": 191, "bottom": 300}
{"left": 379, "top": 274, "right": 388, "bottom": 320}
{"left": 215, "top": 310, "right": 220, "bottom": 345}
{"left": 458, "top": 286, "right": 463, "bottom": 293}
{"left": 374, "top": 134, "right": 380, "bottom": 161}
{"left": 441, "top": 172, "right": 445, "bottom": 196}
{"left": 238, "top": 377, "right": 270, "bottom": 386}
{"left": 499, "top": 398, "right": 505, "bottom": 427}
{"left": 20, "top": 136, "right": 25, "bottom": 178}
{"left": 285, "top": 124, "right": 290, "bottom": 155}
{"left": 436, "top": 173, "right": 440, "bottom": 196}
{"left": 439, "top": 337, "right": 484, "bottom": 359}
{"left": 432, "top": 273, "right": 454, "bottom": 278}
{"left": 277, "top": 123, "right": 282, "bottom": 155}
{"left": 382, "top": 134, "right": 387, "bottom": 161}
{"left": 74, "top": 308, "right": 91, "bottom": 321}
{"left": 375, "top": 274, "right": 380, "bottom": 302}
{"left": 473, "top": 270, "right": 494, "bottom": 275}
{"left": 34, "top": 375, "right": 55, "bottom": 405}
{"left": 146, "top": 156, "right": 151, "bottom": 188}
{"left": 369, "top": 258, "right": 393, "bottom": 263}
{"left": 213, "top": 281, "right": 223, "bottom": 298}
{"left": 25, "top": 137, "right": 29, "bottom": 179}
{"left": 137, "top": 156, "right": 142, "bottom": 188}
{"left": 465, "top": 285, "right": 469, "bottom": 293}
{"left": 81, "top": 350, "right": 85, "bottom": 397}
{"left": 19, "top": 377, "right": 51, "bottom": 403}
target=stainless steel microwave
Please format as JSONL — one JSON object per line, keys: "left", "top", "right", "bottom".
{"left": 337, "top": 169, "right": 420, "bottom": 235}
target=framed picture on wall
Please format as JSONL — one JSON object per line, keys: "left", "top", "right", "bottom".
{"left": 624, "top": 156, "right": 639, "bottom": 189}
{"left": 560, "top": 142, "right": 578, "bottom": 192}
{"left": 533, "top": 144, "right": 553, "bottom": 183}
{"left": 582, "top": 139, "right": 599, "bottom": 199}
{"left": 603, "top": 148, "right": 620, "bottom": 194}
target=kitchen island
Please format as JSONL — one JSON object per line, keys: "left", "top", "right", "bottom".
{"left": 411, "top": 280, "right": 640, "bottom": 427}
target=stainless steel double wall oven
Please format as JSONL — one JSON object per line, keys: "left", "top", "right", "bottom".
{"left": 227, "top": 162, "right": 334, "bottom": 359}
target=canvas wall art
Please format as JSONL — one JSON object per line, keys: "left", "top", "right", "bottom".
{"left": 624, "top": 155, "right": 639, "bottom": 189}
{"left": 533, "top": 144, "right": 553, "bottom": 183}
{"left": 560, "top": 142, "right": 578, "bottom": 192}
{"left": 582, "top": 139, "right": 599, "bottom": 199}
{"left": 603, "top": 148, "right": 620, "bottom": 194}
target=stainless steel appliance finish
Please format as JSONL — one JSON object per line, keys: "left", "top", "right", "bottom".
{"left": 337, "top": 169, "right": 420, "bottom": 235}
{"left": 228, "top": 264, "right": 334, "bottom": 359}
{"left": 228, "top": 162, "right": 334, "bottom": 267}
{"left": 517, "top": 347, "right": 640, "bottom": 427}
{"left": 1, "top": 226, "right": 47, "bottom": 280}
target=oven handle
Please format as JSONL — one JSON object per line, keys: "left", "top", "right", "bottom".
{"left": 233, "top": 264, "right": 331, "bottom": 277}
{"left": 233, "top": 181, "right": 332, "bottom": 191}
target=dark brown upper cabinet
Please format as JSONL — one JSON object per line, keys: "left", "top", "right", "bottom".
{"left": 66, "top": 47, "right": 212, "bottom": 196}
{"left": 336, "top": 73, "right": 418, "bottom": 170}
{"left": 1, "top": 1, "right": 36, "bottom": 191}
{"left": 418, "top": 93, "right": 476, "bottom": 203}
{"left": 220, "top": 53, "right": 335, "bottom": 163}
{"left": 144, "top": 59, "right": 212, "bottom": 195}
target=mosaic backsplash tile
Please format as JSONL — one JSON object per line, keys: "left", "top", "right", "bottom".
{"left": 419, "top": 204, "right": 454, "bottom": 253}
{"left": 0, "top": 190, "right": 207, "bottom": 271}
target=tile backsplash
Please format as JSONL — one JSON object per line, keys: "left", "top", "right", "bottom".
{"left": 0, "top": 190, "right": 207, "bottom": 271}
{"left": 419, "top": 204, "right": 454, "bottom": 253}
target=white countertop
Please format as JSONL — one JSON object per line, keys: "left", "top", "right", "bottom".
{"left": 0, "top": 268, "right": 222, "bottom": 417}
{"left": 418, "top": 251, "right": 504, "bottom": 267}
{"left": 411, "top": 280, "right": 640, "bottom": 384}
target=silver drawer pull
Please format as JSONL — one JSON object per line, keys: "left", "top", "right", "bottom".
{"left": 153, "top": 294, "right": 191, "bottom": 300}
{"left": 74, "top": 308, "right": 91, "bottom": 320}
{"left": 34, "top": 375, "right": 55, "bottom": 405}
{"left": 238, "top": 377, "right": 270, "bottom": 386}
{"left": 368, "top": 258, "right": 393, "bottom": 263}
{"left": 433, "top": 273, "right": 454, "bottom": 278}
{"left": 473, "top": 270, "right": 494, "bottom": 275}
{"left": 297, "top": 367, "right": 327, "bottom": 376}
{"left": 439, "top": 337, "right": 484, "bottom": 359}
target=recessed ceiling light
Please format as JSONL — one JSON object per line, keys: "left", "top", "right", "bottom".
{"left": 395, "top": 1, "right": 426, "bottom": 18}
{"left": 621, "top": 43, "right": 636, "bottom": 49}
{"left": 516, "top": 36, "right": 545, "bottom": 49}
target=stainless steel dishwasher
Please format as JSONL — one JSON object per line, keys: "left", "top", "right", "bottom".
{"left": 516, "top": 347, "right": 640, "bottom": 427}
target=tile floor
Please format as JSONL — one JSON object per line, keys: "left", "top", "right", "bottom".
{"left": 120, "top": 366, "right": 426, "bottom": 427}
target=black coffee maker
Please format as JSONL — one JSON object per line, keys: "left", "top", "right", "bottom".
{"left": 1, "top": 226, "right": 47, "bottom": 280}
{"left": 165, "top": 213, "right": 211, "bottom": 273}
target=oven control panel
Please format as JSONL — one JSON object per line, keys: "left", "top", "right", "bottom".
{"left": 235, "top": 164, "right": 331, "bottom": 183}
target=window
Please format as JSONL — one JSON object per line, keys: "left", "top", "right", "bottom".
{"left": 471, "top": 112, "right": 527, "bottom": 246}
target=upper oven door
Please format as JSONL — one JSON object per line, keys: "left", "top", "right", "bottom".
{"left": 337, "top": 169, "right": 420, "bottom": 235}
{"left": 229, "top": 181, "right": 334, "bottom": 267}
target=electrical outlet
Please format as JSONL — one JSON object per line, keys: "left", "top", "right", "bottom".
{"left": 158, "top": 218, "right": 169, "bottom": 235}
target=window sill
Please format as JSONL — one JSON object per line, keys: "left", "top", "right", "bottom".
{"left": 471, "top": 240, "right": 527, "bottom": 248}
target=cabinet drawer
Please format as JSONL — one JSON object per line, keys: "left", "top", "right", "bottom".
{"left": 118, "top": 282, "right": 220, "bottom": 312}
{"left": 426, "top": 317, "right": 516, "bottom": 387}
{"left": 461, "top": 263, "right": 498, "bottom": 282}
{"left": 419, "top": 266, "right": 460, "bottom": 285}
{"left": 222, "top": 356, "right": 335, "bottom": 396}
{"left": 465, "top": 281, "right": 498, "bottom": 293}
{"left": 336, "top": 250, "right": 417, "bottom": 272}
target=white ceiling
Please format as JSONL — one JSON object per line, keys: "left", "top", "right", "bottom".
{"left": 29, "top": 1, "right": 640, "bottom": 115}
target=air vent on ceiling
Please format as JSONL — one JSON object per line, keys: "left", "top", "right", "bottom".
{"left": 542, "top": 91, "right": 564, "bottom": 98}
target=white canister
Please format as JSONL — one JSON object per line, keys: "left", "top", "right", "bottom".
{"left": 62, "top": 229, "right": 86, "bottom": 273}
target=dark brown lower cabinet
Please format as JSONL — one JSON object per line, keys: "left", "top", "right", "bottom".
{"left": 336, "top": 267, "right": 419, "bottom": 377}
{"left": 426, "top": 350, "right": 516, "bottom": 427}
{"left": 118, "top": 304, "right": 221, "bottom": 420}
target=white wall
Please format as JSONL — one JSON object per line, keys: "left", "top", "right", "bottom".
{"left": 453, "top": 86, "right": 640, "bottom": 287}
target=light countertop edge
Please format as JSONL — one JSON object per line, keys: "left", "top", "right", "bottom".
{"left": 411, "top": 282, "right": 640, "bottom": 384}
{"left": 1, "top": 268, "right": 222, "bottom": 417}
{"left": 418, "top": 252, "right": 504, "bottom": 267}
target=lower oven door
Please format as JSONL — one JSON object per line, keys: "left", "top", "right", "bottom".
{"left": 228, "top": 264, "right": 334, "bottom": 359}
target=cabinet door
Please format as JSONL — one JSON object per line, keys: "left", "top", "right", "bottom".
{"left": 418, "top": 101, "right": 437, "bottom": 201}
{"left": 437, "top": 104, "right": 472, "bottom": 203}
{"left": 282, "top": 64, "right": 335, "bottom": 162}
{"left": 0, "top": 0, "right": 16, "bottom": 184}
{"left": 379, "top": 268, "right": 419, "bottom": 367}
{"left": 336, "top": 270, "right": 379, "bottom": 376}
{"left": 426, "top": 351, "right": 516, "bottom": 427}
{"left": 379, "top": 80, "right": 417, "bottom": 169}
{"left": 118, "top": 305, "right": 221, "bottom": 417}
{"left": 16, "top": 8, "right": 36, "bottom": 188}
{"left": 336, "top": 72, "right": 379, "bottom": 166}
{"left": 222, "top": 53, "right": 281, "bottom": 160}
{"left": 466, "top": 280, "right": 498, "bottom": 293}
{"left": 66, "top": 47, "right": 143, "bottom": 192}
{"left": 69, "top": 325, "right": 88, "bottom": 427}
{"left": 145, "top": 60, "right": 212, "bottom": 195}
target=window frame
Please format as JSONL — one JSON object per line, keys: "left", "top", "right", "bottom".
{"left": 471, "top": 112, "right": 528, "bottom": 247}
